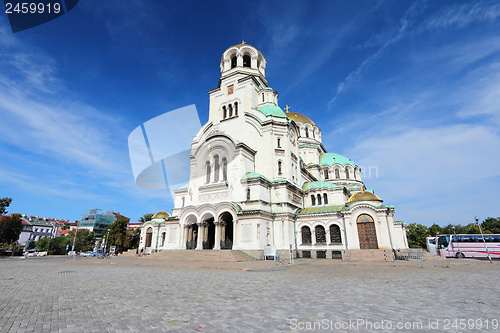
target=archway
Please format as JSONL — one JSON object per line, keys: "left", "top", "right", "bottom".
{"left": 357, "top": 214, "right": 378, "bottom": 249}
{"left": 202, "top": 214, "right": 215, "bottom": 249}
{"left": 185, "top": 215, "right": 197, "bottom": 250}
{"left": 145, "top": 227, "right": 153, "bottom": 248}
{"left": 219, "top": 212, "right": 233, "bottom": 250}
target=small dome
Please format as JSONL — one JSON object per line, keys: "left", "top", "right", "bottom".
{"left": 286, "top": 112, "right": 316, "bottom": 126}
{"left": 320, "top": 153, "right": 356, "bottom": 167}
{"left": 152, "top": 210, "right": 170, "bottom": 219}
{"left": 256, "top": 105, "right": 287, "bottom": 118}
{"left": 347, "top": 189, "right": 382, "bottom": 203}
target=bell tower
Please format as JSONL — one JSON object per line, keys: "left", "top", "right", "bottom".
{"left": 208, "top": 42, "right": 269, "bottom": 124}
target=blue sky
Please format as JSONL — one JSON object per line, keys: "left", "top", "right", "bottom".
{"left": 1, "top": 0, "right": 499, "bottom": 226}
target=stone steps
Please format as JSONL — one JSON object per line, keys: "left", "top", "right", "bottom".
{"left": 143, "top": 250, "right": 256, "bottom": 262}
{"left": 343, "top": 249, "right": 394, "bottom": 262}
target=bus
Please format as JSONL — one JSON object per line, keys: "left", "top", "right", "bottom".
{"left": 433, "top": 234, "right": 500, "bottom": 259}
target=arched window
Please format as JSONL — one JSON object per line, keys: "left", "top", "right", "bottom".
{"left": 145, "top": 227, "right": 153, "bottom": 248}
{"left": 243, "top": 54, "right": 251, "bottom": 67}
{"left": 324, "top": 169, "right": 329, "bottom": 180}
{"left": 214, "top": 155, "right": 220, "bottom": 182}
{"left": 223, "top": 106, "right": 227, "bottom": 119}
{"left": 278, "top": 161, "right": 282, "bottom": 175}
{"left": 330, "top": 225, "right": 341, "bottom": 244}
{"left": 345, "top": 168, "right": 350, "bottom": 179}
{"left": 234, "top": 102, "right": 238, "bottom": 116}
{"left": 182, "top": 197, "right": 185, "bottom": 208}
{"left": 277, "top": 138, "right": 281, "bottom": 148}
{"left": 311, "top": 195, "right": 316, "bottom": 206}
{"left": 315, "top": 226, "right": 326, "bottom": 243}
{"left": 262, "top": 93, "right": 264, "bottom": 102}
{"left": 222, "top": 157, "right": 227, "bottom": 181}
{"left": 335, "top": 169, "right": 340, "bottom": 179}
{"left": 301, "top": 226, "right": 311, "bottom": 244}
{"left": 305, "top": 127, "right": 309, "bottom": 138}
{"left": 231, "top": 55, "right": 237, "bottom": 68}
{"left": 323, "top": 193, "right": 328, "bottom": 205}
{"left": 161, "top": 232, "right": 166, "bottom": 246}
{"left": 205, "top": 161, "right": 211, "bottom": 184}
{"left": 228, "top": 104, "right": 233, "bottom": 117}
{"left": 317, "top": 194, "right": 322, "bottom": 205}
{"left": 246, "top": 188, "right": 251, "bottom": 201}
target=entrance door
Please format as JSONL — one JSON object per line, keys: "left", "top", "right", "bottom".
{"left": 356, "top": 214, "right": 378, "bottom": 249}
{"left": 219, "top": 212, "right": 233, "bottom": 250}
{"left": 205, "top": 218, "right": 215, "bottom": 249}
{"left": 145, "top": 228, "right": 153, "bottom": 248}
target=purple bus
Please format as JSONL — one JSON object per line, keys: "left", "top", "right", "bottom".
{"left": 436, "top": 234, "right": 500, "bottom": 258}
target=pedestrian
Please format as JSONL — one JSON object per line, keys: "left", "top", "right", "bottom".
{"left": 136, "top": 248, "right": 139, "bottom": 257}
{"left": 140, "top": 248, "right": 143, "bottom": 257}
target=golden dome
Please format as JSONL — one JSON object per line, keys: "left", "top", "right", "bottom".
{"left": 152, "top": 209, "right": 170, "bottom": 219}
{"left": 347, "top": 189, "right": 382, "bottom": 203}
{"left": 286, "top": 112, "right": 316, "bottom": 126}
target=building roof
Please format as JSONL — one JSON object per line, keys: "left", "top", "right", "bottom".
{"left": 347, "top": 189, "right": 383, "bottom": 203}
{"left": 286, "top": 112, "right": 316, "bottom": 126}
{"left": 298, "top": 205, "right": 347, "bottom": 215}
{"left": 152, "top": 209, "right": 171, "bottom": 219}
{"left": 319, "top": 153, "right": 356, "bottom": 167}
{"left": 302, "top": 181, "right": 341, "bottom": 192}
{"left": 242, "top": 172, "right": 271, "bottom": 183}
{"left": 256, "top": 105, "right": 287, "bottom": 119}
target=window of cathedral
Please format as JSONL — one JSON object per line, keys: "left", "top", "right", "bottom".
{"left": 182, "top": 197, "right": 185, "bottom": 208}
{"left": 317, "top": 193, "right": 322, "bottom": 205}
{"left": 223, "top": 106, "right": 227, "bottom": 119}
{"left": 323, "top": 193, "right": 328, "bottom": 205}
{"left": 315, "top": 226, "right": 326, "bottom": 244}
{"left": 305, "top": 127, "right": 309, "bottom": 138}
{"left": 243, "top": 54, "right": 251, "bottom": 67}
{"left": 246, "top": 188, "right": 251, "bottom": 201}
{"left": 311, "top": 195, "right": 316, "bottom": 206}
{"left": 234, "top": 102, "right": 238, "bottom": 116}
{"left": 228, "top": 104, "right": 233, "bottom": 117}
{"left": 205, "top": 161, "right": 211, "bottom": 184}
{"left": 222, "top": 157, "right": 227, "bottom": 181}
{"left": 301, "top": 226, "right": 312, "bottom": 244}
{"left": 324, "top": 169, "right": 329, "bottom": 180}
{"left": 277, "top": 138, "right": 281, "bottom": 148}
{"left": 345, "top": 168, "right": 350, "bottom": 179}
{"left": 214, "top": 155, "right": 220, "bottom": 182}
{"left": 278, "top": 161, "right": 282, "bottom": 175}
{"left": 330, "top": 225, "right": 342, "bottom": 244}
{"left": 335, "top": 169, "right": 340, "bottom": 179}
{"left": 231, "top": 55, "right": 237, "bottom": 68}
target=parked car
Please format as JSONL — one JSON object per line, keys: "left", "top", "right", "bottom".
{"left": 80, "top": 252, "right": 94, "bottom": 257}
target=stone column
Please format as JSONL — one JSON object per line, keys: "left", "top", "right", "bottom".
{"left": 196, "top": 223, "right": 203, "bottom": 250}
{"left": 214, "top": 221, "right": 221, "bottom": 250}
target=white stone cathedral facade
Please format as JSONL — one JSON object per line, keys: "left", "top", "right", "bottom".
{"left": 139, "top": 43, "right": 408, "bottom": 259}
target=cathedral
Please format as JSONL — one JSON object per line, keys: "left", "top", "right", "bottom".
{"left": 139, "top": 43, "right": 408, "bottom": 259}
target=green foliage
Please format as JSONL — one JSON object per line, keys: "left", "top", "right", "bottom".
{"left": 0, "top": 197, "right": 12, "bottom": 215}
{"left": 128, "top": 227, "right": 141, "bottom": 249}
{"left": 481, "top": 217, "right": 500, "bottom": 234}
{"left": 47, "top": 236, "right": 70, "bottom": 255}
{"left": 107, "top": 217, "right": 130, "bottom": 252}
{"left": 61, "top": 225, "right": 70, "bottom": 230}
{"left": 68, "top": 229, "right": 96, "bottom": 252}
{"left": 428, "top": 224, "right": 442, "bottom": 237}
{"left": 406, "top": 223, "right": 429, "bottom": 248}
{"left": 0, "top": 213, "right": 23, "bottom": 245}
{"left": 139, "top": 214, "right": 153, "bottom": 223}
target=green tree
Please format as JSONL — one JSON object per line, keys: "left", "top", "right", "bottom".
{"left": 0, "top": 213, "right": 23, "bottom": 245}
{"left": 406, "top": 223, "right": 429, "bottom": 248}
{"left": 67, "top": 229, "right": 96, "bottom": 252}
{"left": 107, "top": 217, "right": 130, "bottom": 252}
{"left": 128, "top": 227, "right": 141, "bottom": 249}
{"left": 481, "top": 217, "right": 500, "bottom": 234}
{"left": 139, "top": 214, "right": 153, "bottom": 223}
{"left": 428, "top": 224, "right": 442, "bottom": 237}
{"left": 0, "top": 197, "right": 12, "bottom": 215}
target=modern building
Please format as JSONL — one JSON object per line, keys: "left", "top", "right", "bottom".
{"left": 78, "top": 209, "right": 117, "bottom": 237}
{"left": 139, "top": 43, "right": 408, "bottom": 259}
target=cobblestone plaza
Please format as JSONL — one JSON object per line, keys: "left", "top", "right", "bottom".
{"left": 1, "top": 257, "right": 499, "bottom": 332}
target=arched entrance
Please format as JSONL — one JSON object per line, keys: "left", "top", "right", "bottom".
{"left": 145, "top": 227, "right": 153, "bottom": 248}
{"left": 202, "top": 215, "right": 215, "bottom": 249}
{"left": 357, "top": 214, "right": 378, "bottom": 249}
{"left": 219, "top": 212, "right": 233, "bottom": 250}
{"left": 185, "top": 215, "right": 197, "bottom": 250}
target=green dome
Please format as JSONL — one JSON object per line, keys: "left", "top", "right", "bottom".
{"left": 302, "top": 181, "right": 341, "bottom": 192}
{"left": 256, "top": 105, "right": 287, "bottom": 118}
{"left": 319, "top": 153, "right": 355, "bottom": 167}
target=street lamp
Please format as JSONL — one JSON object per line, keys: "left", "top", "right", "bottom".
{"left": 71, "top": 226, "right": 78, "bottom": 256}
{"left": 475, "top": 216, "right": 492, "bottom": 263}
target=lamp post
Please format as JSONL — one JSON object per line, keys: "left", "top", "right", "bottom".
{"left": 71, "top": 226, "right": 78, "bottom": 256}
{"left": 475, "top": 216, "right": 492, "bottom": 263}
{"left": 104, "top": 229, "right": 111, "bottom": 254}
